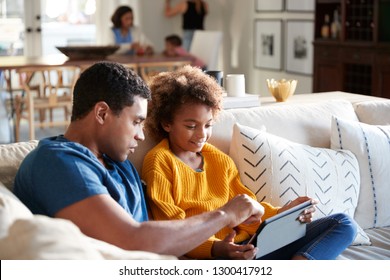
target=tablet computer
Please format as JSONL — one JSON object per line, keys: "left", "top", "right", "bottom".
{"left": 248, "top": 200, "right": 313, "bottom": 259}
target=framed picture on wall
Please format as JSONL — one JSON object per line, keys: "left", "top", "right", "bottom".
{"left": 285, "top": 20, "right": 314, "bottom": 75}
{"left": 286, "top": 0, "right": 315, "bottom": 12}
{"left": 254, "top": 19, "right": 283, "bottom": 70}
{"left": 255, "top": 0, "right": 284, "bottom": 12}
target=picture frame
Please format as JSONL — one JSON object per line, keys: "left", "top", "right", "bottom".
{"left": 285, "top": 20, "right": 314, "bottom": 75}
{"left": 254, "top": 19, "right": 283, "bottom": 71}
{"left": 285, "top": 0, "right": 315, "bottom": 12}
{"left": 255, "top": 0, "right": 284, "bottom": 12}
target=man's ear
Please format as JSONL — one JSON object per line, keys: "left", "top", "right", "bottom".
{"left": 95, "top": 102, "right": 110, "bottom": 124}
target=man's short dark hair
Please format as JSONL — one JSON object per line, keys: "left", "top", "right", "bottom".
{"left": 71, "top": 61, "right": 151, "bottom": 121}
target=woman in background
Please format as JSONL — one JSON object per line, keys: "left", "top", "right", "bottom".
{"left": 164, "top": 0, "right": 208, "bottom": 51}
{"left": 109, "top": 5, "right": 154, "bottom": 55}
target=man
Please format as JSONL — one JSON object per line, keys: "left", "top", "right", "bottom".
{"left": 13, "top": 61, "right": 263, "bottom": 257}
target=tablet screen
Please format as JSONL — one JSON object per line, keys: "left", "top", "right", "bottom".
{"left": 249, "top": 200, "right": 313, "bottom": 258}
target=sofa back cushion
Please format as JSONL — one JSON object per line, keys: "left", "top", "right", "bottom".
{"left": 354, "top": 100, "right": 390, "bottom": 125}
{"left": 0, "top": 141, "right": 38, "bottom": 191}
{"left": 210, "top": 99, "right": 359, "bottom": 155}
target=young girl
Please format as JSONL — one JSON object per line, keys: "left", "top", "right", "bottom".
{"left": 142, "top": 65, "right": 357, "bottom": 260}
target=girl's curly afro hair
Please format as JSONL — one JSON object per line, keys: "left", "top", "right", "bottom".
{"left": 145, "top": 65, "right": 224, "bottom": 142}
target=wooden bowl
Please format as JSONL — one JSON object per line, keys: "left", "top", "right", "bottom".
{"left": 56, "top": 45, "right": 119, "bottom": 60}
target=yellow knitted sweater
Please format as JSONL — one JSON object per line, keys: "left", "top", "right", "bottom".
{"left": 142, "top": 139, "right": 279, "bottom": 259}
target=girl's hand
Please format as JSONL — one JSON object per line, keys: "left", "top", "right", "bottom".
{"left": 212, "top": 231, "right": 257, "bottom": 260}
{"left": 278, "top": 196, "right": 318, "bottom": 223}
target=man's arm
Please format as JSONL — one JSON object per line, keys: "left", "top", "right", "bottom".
{"left": 55, "top": 193, "right": 263, "bottom": 257}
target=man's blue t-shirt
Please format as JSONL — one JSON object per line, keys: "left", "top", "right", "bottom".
{"left": 13, "top": 135, "right": 149, "bottom": 222}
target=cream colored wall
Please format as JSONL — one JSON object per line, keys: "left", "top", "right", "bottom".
{"left": 136, "top": 0, "right": 315, "bottom": 97}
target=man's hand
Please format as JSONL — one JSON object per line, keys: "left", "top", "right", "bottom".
{"left": 220, "top": 194, "right": 264, "bottom": 228}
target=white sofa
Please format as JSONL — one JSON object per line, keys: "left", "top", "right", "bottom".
{"left": 1, "top": 91, "right": 390, "bottom": 259}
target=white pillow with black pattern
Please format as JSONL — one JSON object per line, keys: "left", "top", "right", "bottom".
{"left": 229, "top": 123, "right": 370, "bottom": 246}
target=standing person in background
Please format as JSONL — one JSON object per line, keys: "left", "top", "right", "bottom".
{"left": 109, "top": 5, "right": 154, "bottom": 55}
{"left": 164, "top": 0, "right": 208, "bottom": 51}
{"left": 163, "top": 34, "right": 207, "bottom": 70}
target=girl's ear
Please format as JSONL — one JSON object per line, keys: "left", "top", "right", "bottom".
{"left": 161, "top": 121, "right": 171, "bottom": 132}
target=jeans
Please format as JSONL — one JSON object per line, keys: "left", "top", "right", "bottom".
{"left": 257, "top": 213, "right": 357, "bottom": 260}
{"left": 183, "top": 30, "right": 195, "bottom": 51}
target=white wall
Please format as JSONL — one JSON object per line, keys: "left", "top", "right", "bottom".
{"left": 136, "top": 0, "right": 315, "bottom": 97}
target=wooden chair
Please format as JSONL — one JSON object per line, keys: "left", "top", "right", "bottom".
{"left": 13, "top": 66, "right": 79, "bottom": 141}
{"left": 122, "top": 63, "right": 138, "bottom": 72}
{"left": 77, "top": 63, "right": 138, "bottom": 76}
{"left": 190, "top": 31, "right": 223, "bottom": 70}
{"left": 138, "top": 61, "right": 190, "bottom": 84}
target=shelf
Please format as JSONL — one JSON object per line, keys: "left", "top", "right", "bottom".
{"left": 314, "top": 1, "right": 341, "bottom": 40}
{"left": 222, "top": 94, "right": 261, "bottom": 109}
{"left": 345, "top": 0, "right": 374, "bottom": 41}
{"left": 313, "top": 0, "right": 390, "bottom": 98}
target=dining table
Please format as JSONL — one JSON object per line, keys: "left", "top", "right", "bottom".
{"left": 0, "top": 53, "right": 192, "bottom": 72}
{"left": 0, "top": 53, "right": 192, "bottom": 142}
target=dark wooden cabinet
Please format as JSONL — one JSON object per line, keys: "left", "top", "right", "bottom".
{"left": 313, "top": 0, "right": 390, "bottom": 98}
{"left": 313, "top": 42, "right": 341, "bottom": 92}
{"left": 373, "top": 47, "right": 390, "bottom": 96}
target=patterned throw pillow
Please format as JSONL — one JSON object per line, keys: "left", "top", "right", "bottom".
{"left": 331, "top": 116, "right": 390, "bottom": 230}
{"left": 229, "top": 123, "right": 370, "bottom": 245}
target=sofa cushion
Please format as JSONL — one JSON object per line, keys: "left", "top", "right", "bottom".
{"left": 0, "top": 140, "right": 38, "bottom": 191}
{"left": 211, "top": 99, "right": 359, "bottom": 156}
{"left": 0, "top": 181, "right": 176, "bottom": 260}
{"left": 0, "top": 183, "right": 33, "bottom": 238}
{"left": 331, "top": 117, "right": 390, "bottom": 230}
{"left": 0, "top": 215, "right": 105, "bottom": 260}
{"left": 0, "top": 214, "right": 176, "bottom": 260}
{"left": 338, "top": 227, "right": 390, "bottom": 259}
{"left": 85, "top": 236, "right": 177, "bottom": 260}
{"left": 354, "top": 100, "right": 390, "bottom": 125}
{"left": 230, "top": 123, "right": 370, "bottom": 245}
